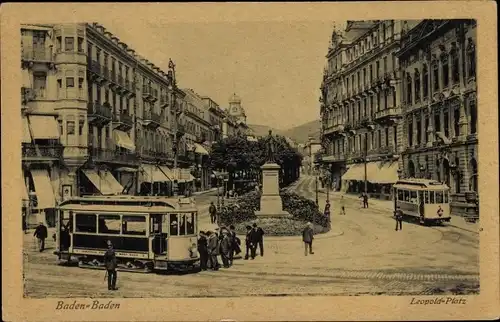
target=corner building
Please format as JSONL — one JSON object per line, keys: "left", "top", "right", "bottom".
{"left": 320, "top": 21, "right": 416, "bottom": 199}
{"left": 397, "top": 20, "right": 478, "bottom": 218}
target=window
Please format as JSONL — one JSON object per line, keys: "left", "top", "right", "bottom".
{"left": 385, "top": 127, "right": 389, "bottom": 147}
{"left": 408, "top": 119, "right": 413, "bottom": 146}
{"left": 87, "top": 43, "right": 92, "bottom": 59}
{"left": 56, "top": 36, "right": 62, "bottom": 52}
{"left": 393, "top": 125, "right": 398, "bottom": 149}
{"left": 423, "top": 65, "right": 429, "bottom": 99}
{"left": 442, "top": 54, "right": 449, "bottom": 87}
{"left": 122, "top": 216, "right": 146, "bottom": 236}
{"left": 78, "top": 77, "right": 84, "bottom": 89}
{"left": 444, "top": 110, "right": 449, "bottom": 138}
{"left": 170, "top": 214, "right": 179, "bottom": 235}
{"left": 451, "top": 47, "right": 459, "bottom": 84}
{"left": 403, "top": 190, "right": 409, "bottom": 202}
{"left": 435, "top": 191, "right": 444, "bottom": 203}
{"left": 453, "top": 107, "right": 460, "bottom": 137}
{"left": 383, "top": 56, "right": 387, "bottom": 73}
{"left": 416, "top": 118, "right": 421, "bottom": 145}
{"left": 77, "top": 37, "right": 84, "bottom": 53}
{"left": 406, "top": 74, "right": 412, "bottom": 103}
{"left": 79, "top": 120, "right": 84, "bottom": 136}
{"left": 470, "top": 100, "right": 477, "bottom": 134}
{"left": 58, "top": 120, "right": 63, "bottom": 136}
{"left": 397, "top": 190, "right": 404, "bottom": 201}
{"left": 467, "top": 38, "right": 476, "bottom": 78}
{"left": 67, "top": 121, "right": 75, "bottom": 135}
{"left": 434, "top": 112, "right": 441, "bottom": 132}
{"left": 75, "top": 214, "right": 96, "bottom": 233}
{"left": 377, "top": 129, "right": 382, "bottom": 148}
{"left": 444, "top": 191, "right": 449, "bottom": 203}
{"left": 98, "top": 215, "right": 121, "bottom": 234}
{"left": 66, "top": 77, "right": 74, "bottom": 88}
{"left": 424, "top": 116, "right": 429, "bottom": 143}
{"left": 57, "top": 79, "right": 62, "bottom": 89}
{"left": 424, "top": 191, "right": 430, "bottom": 203}
{"left": 414, "top": 70, "right": 420, "bottom": 101}
{"left": 369, "top": 65, "right": 373, "bottom": 81}
{"left": 65, "top": 37, "right": 74, "bottom": 52}
{"left": 429, "top": 191, "right": 435, "bottom": 203}
{"left": 433, "top": 63, "right": 439, "bottom": 91}
{"left": 410, "top": 191, "right": 417, "bottom": 203}
{"left": 376, "top": 61, "right": 380, "bottom": 78}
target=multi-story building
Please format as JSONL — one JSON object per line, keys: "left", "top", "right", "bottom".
{"left": 21, "top": 23, "right": 192, "bottom": 226}
{"left": 222, "top": 93, "right": 245, "bottom": 138}
{"left": 397, "top": 20, "right": 478, "bottom": 217}
{"left": 320, "top": 20, "right": 417, "bottom": 199}
{"left": 202, "top": 96, "right": 225, "bottom": 143}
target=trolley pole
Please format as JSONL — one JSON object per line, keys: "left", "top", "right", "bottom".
{"left": 364, "top": 134, "right": 368, "bottom": 195}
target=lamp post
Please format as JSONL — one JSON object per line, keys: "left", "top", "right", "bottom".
{"left": 315, "top": 167, "right": 319, "bottom": 206}
{"left": 168, "top": 58, "right": 179, "bottom": 196}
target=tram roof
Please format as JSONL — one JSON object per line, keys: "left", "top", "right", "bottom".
{"left": 393, "top": 178, "right": 450, "bottom": 190}
{"left": 57, "top": 195, "right": 197, "bottom": 211}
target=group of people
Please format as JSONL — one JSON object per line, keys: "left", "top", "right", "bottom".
{"left": 196, "top": 223, "right": 266, "bottom": 271}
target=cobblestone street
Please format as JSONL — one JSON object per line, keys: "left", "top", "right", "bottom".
{"left": 23, "top": 176, "right": 479, "bottom": 298}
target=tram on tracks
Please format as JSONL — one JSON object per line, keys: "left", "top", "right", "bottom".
{"left": 53, "top": 195, "right": 199, "bottom": 273}
{"left": 392, "top": 178, "right": 451, "bottom": 225}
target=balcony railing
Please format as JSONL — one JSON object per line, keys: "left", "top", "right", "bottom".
{"left": 374, "top": 107, "right": 402, "bottom": 121}
{"left": 22, "top": 143, "right": 63, "bottom": 159}
{"left": 142, "top": 85, "right": 151, "bottom": 97}
{"left": 21, "top": 46, "right": 54, "bottom": 62}
{"left": 87, "top": 101, "right": 112, "bottom": 119}
{"left": 114, "top": 150, "right": 138, "bottom": 163}
{"left": 160, "top": 95, "right": 169, "bottom": 106}
{"left": 88, "top": 147, "right": 115, "bottom": 162}
{"left": 143, "top": 110, "right": 161, "bottom": 123}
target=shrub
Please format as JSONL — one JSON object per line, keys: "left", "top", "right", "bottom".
{"left": 280, "top": 190, "right": 329, "bottom": 227}
{"left": 218, "top": 191, "right": 259, "bottom": 225}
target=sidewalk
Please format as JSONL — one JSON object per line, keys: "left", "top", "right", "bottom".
{"left": 319, "top": 188, "right": 479, "bottom": 234}
{"left": 193, "top": 187, "right": 221, "bottom": 196}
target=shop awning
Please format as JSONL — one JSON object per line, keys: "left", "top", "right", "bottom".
{"left": 82, "top": 169, "right": 122, "bottom": 195}
{"left": 28, "top": 115, "right": 60, "bottom": 140}
{"left": 172, "top": 168, "right": 195, "bottom": 183}
{"left": 31, "top": 169, "right": 56, "bottom": 208}
{"left": 22, "top": 117, "right": 32, "bottom": 143}
{"left": 158, "top": 165, "right": 174, "bottom": 181}
{"left": 341, "top": 163, "right": 365, "bottom": 181}
{"left": 193, "top": 143, "right": 209, "bottom": 155}
{"left": 116, "top": 167, "right": 138, "bottom": 172}
{"left": 366, "top": 161, "right": 384, "bottom": 183}
{"left": 375, "top": 161, "right": 400, "bottom": 184}
{"left": 141, "top": 164, "right": 170, "bottom": 183}
{"left": 113, "top": 130, "right": 135, "bottom": 151}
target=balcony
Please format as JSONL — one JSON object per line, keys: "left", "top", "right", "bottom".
{"left": 373, "top": 107, "right": 402, "bottom": 124}
{"left": 88, "top": 147, "right": 115, "bottom": 163}
{"left": 321, "top": 153, "right": 346, "bottom": 163}
{"left": 21, "top": 87, "right": 36, "bottom": 106}
{"left": 87, "top": 101, "right": 112, "bottom": 126}
{"left": 112, "top": 112, "right": 134, "bottom": 131}
{"left": 143, "top": 110, "right": 161, "bottom": 129}
{"left": 123, "top": 79, "right": 136, "bottom": 97}
{"left": 21, "top": 46, "right": 55, "bottom": 69}
{"left": 113, "top": 150, "right": 139, "bottom": 165}
{"left": 160, "top": 95, "right": 169, "bottom": 107}
{"left": 22, "top": 143, "right": 63, "bottom": 161}
{"left": 176, "top": 123, "right": 186, "bottom": 138}
{"left": 323, "top": 123, "right": 345, "bottom": 136}
{"left": 368, "top": 145, "right": 396, "bottom": 158}
{"left": 88, "top": 60, "right": 106, "bottom": 84}
{"left": 142, "top": 85, "right": 153, "bottom": 100}
{"left": 141, "top": 150, "right": 173, "bottom": 163}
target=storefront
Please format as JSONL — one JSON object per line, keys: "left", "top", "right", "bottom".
{"left": 341, "top": 161, "right": 399, "bottom": 199}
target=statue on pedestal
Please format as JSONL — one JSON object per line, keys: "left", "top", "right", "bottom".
{"left": 265, "top": 130, "right": 276, "bottom": 163}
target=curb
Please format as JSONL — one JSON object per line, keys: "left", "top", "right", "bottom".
{"left": 264, "top": 230, "right": 344, "bottom": 241}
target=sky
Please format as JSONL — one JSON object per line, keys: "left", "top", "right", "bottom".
{"left": 97, "top": 19, "right": 333, "bottom": 130}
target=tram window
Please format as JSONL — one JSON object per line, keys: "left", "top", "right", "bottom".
{"left": 444, "top": 191, "right": 449, "bottom": 203}
{"left": 179, "top": 214, "right": 187, "bottom": 236}
{"left": 61, "top": 211, "right": 73, "bottom": 232}
{"left": 424, "top": 191, "right": 430, "bottom": 204}
{"left": 436, "top": 191, "right": 444, "bottom": 203}
{"left": 122, "top": 216, "right": 146, "bottom": 236}
{"left": 397, "top": 190, "right": 404, "bottom": 201}
{"left": 186, "top": 213, "right": 195, "bottom": 235}
{"left": 403, "top": 191, "right": 410, "bottom": 202}
{"left": 75, "top": 214, "right": 97, "bottom": 233}
{"left": 410, "top": 191, "right": 417, "bottom": 203}
{"left": 170, "top": 214, "right": 179, "bottom": 236}
{"left": 98, "top": 215, "right": 121, "bottom": 234}
{"left": 429, "top": 191, "right": 435, "bottom": 203}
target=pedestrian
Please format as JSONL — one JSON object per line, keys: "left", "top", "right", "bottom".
{"left": 197, "top": 231, "right": 209, "bottom": 271}
{"left": 253, "top": 223, "right": 265, "bottom": 257}
{"left": 324, "top": 200, "right": 331, "bottom": 219}
{"left": 219, "top": 230, "right": 231, "bottom": 268}
{"left": 228, "top": 225, "right": 240, "bottom": 265}
{"left": 209, "top": 202, "right": 217, "bottom": 224}
{"left": 206, "top": 231, "right": 220, "bottom": 270}
{"left": 339, "top": 195, "right": 346, "bottom": 215}
{"left": 244, "top": 225, "right": 253, "bottom": 260}
{"left": 359, "top": 192, "right": 369, "bottom": 208}
{"left": 249, "top": 223, "right": 263, "bottom": 259}
{"left": 302, "top": 222, "right": 315, "bottom": 256}
{"left": 103, "top": 240, "right": 118, "bottom": 291}
{"left": 33, "top": 221, "right": 48, "bottom": 252}
{"left": 394, "top": 206, "right": 403, "bottom": 231}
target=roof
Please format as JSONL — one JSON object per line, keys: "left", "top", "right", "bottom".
{"left": 393, "top": 179, "right": 450, "bottom": 190}
{"left": 58, "top": 195, "right": 197, "bottom": 211}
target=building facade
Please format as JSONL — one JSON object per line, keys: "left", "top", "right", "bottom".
{"left": 397, "top": 20, "right": 478, "bottom": 217}
{"left": 320, "top": 20, "right": 416, "bottom": 199}
{"left": 21, "top": 23, "right": 195, "bottom": 226}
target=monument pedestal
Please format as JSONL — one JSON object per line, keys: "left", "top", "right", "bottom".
{"left": 255, "top": 162, "right": 291, "bottom": 218}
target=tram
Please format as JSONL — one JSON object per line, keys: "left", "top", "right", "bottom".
{"left": 392, "top": 179, "right": 451, "bottom": 225}
{"left": 53, "top": 195, "right": 199, "bottom": 273}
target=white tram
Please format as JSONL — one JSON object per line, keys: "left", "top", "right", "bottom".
{"left": 393, "top": 179, "right": 451, "bottom": 225}
{"left": 54, "top": 195, "right": 199, "bottom": 273}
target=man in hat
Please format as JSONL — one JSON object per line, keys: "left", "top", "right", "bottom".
{"left": 395, "top": 206, "right": 404, "bottom": 231}
{"left": 206, "top": 231, "right": 220, "bottom": 270}
{"left": 33, "top": 221, "right": 48, "bottom": 252}
{"left": 103, "top": 240, "right": 118, "bottom": 290}
{"left": 209, "top": 202, "right": 217, "bottom": 224}
{"left": 302, "top": 222, "right": 315, "bottom": 256}
{"left": 249, "top": 223, "right": 263, "bottom": 259}
{"left": 244, "top": 225, "right": 253, "bottom": 260}
{"left": 197, "top": 231, "right": 209, "bottom": 271}
{"left": 219, "top": 230, "right": 231, "bottom": 268}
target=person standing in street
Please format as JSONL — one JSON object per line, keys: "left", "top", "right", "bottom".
{"left": 244, "top": 225, "right": 253, "bottom": 260}
{"left": 228, "top": 225, "right": 240, "bottom": 265}
{"left": 339, "top": 195, "right": 346, "bottom": 215}
{"left": 219, "top": 230, "right": 231, "bottom": 268}
{"left": 206, "top": 231, "right": 220, "bottom": 270}
{"left": 324, "top": 200, "right": 331, "bottom": 221}
{"left": 302, "top": 222, "right": 315, "bottom": 256}
{"left": 197, "top": 231, "right": 209, "bottom": 271}
{"left": 359, "top": 192, "right": 369, "bottom": 208}
{"left": 253, "top": 223, "right": 265, "bottom": 257}
{"left": 104, "top": 240, "right": 118, "bottom": 291}
{"left": 394, "top": 206, "right": 403, "bottom": 231}
{"left": 249, "top": 224, "right": 262, "bottom": 260}
{"left": 33, "top": 221, "right": 48, "bottom": 252}
{"left": 209, "top": 202, "right": 217, "bottom": 224}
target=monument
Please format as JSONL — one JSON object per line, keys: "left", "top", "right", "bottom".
{"left": 255, "top": 130, "right": 292, "bottom": 218}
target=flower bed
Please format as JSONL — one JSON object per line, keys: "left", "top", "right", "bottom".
{"left": 218, "top": 190, "right": 330, "bottom": 236}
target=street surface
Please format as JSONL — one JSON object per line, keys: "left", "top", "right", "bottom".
{"left": 23, "top": 176, "right": 479, "bottom": 298}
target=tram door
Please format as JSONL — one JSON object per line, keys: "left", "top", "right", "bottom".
{"left": 150, "top": 214, "right": 167, "bottom": 255}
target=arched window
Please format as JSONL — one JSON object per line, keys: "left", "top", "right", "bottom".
{"left": 467, "top": 38, "right": 476, "bottom": 78}
{"left": 451, "top": 44, "right": 460, "bottom": 84}
{"left": 433, "top": 62, "right": 439, "bottom": 92}
{"left": 441, "top": 53, "right": 449, "bottom": 88}
{"left": 422, "top": 64, "right": 429, "bottom": 99}
{"left": 406, "top": 73, "right": 412, "bottom": 104}
{"left": 414, "top": 69, "right": 421, "bottom": 102}
{"left": 469, "top": 158, "right": 478, "bottom": 192}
